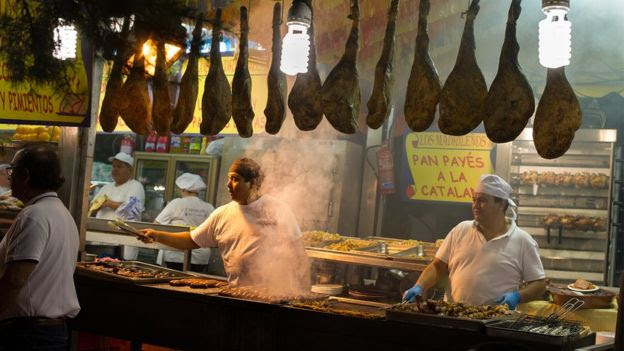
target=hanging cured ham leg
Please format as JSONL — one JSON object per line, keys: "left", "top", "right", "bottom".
{"left": 99, "top": 17, "right": 131, "bottom": 132}
{"left": 171, "top": 14, "right": 202, "bottom": 135}
{"left": 119, "top": 35, "right": 152, "bottom": 135}
{"left": 152, "top": 39, "right": 173, "bottom": 136}
{"left": 289, "top": 0, "right": 323, "bottom": 131}
{"left": 438, "top": 0, "right": 487, "bottom": 136}
{"left": 404, "top": 0, "right": 440, "bottom": 132}
{"left": 264, "top": 3, "right": 287, "bottom": 135}
{"left": 200, "top": 8, "right": 232, "bottom": 136}
{"left": 232, "top": 6, "right": 254, "bottom": 138}
{"left": 533, "top": 67, "right": 581, "bottom": 159}
{"left": 483, "top": 0, "right": 535, "bottom": 143}
{"left": 321, "top": 0, "right": 360, "bottom": 134}
{"left": 366, "top": 0, "right": 399, "bottom": 130}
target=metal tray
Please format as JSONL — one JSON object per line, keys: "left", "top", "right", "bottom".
{"left": 392, "top": 246, "right": 435, "bottom": 261}
{"left": 316, "top": 238, "right": 382, "bottom": 253}
{"left": 485, "top": 318, "right": 590, "bottom": 346}
{"left": 303, "top": 239, "right": 342, "bottom": 248}
{"left": 76, "top": 261, "right": 196, "bottom": 284}
{"left": 385, "top": 308, "right": 503, "bottom": 333}
{"left": 365, "top": 236, "right": 437, "bottom": 256}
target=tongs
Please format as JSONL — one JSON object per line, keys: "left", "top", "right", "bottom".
{"left": 543, "top": 297, "right": 584, "bottom": 324}
{"left": 108, "top": 218, "right": 147, "bottom": 239}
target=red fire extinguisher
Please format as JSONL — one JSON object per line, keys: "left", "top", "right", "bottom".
{"left": 377, "top": 143, "right": 396, "bottom": 195}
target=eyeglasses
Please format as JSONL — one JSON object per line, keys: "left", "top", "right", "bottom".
{"left": 5, "top": 166, "right": 17, "bottom": 178}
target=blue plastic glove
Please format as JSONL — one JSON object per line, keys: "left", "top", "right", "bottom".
{"left": 402, "top": 284, "right": 423, "bottom": 303}
{"left": 496, "top": 291, "right": 521, "bottom": 310}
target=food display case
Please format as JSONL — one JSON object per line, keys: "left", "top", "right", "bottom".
{"left": 132, "top": 152, "right": 220, "bottom": 222}
{"left": 301, "top": 231, "right": 437, "bottom": 304}
{"left": 498, "top": 129, "right": 617, "bottom": 285}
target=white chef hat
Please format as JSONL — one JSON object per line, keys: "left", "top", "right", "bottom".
{"left": 474, "top": 174, "right": 517, "bottom": 219}
{"left": 108, "top": 152, "right": 134, "bottom": 166}
{"left": 175, "top": 173, "right": 206, "bottom": 192}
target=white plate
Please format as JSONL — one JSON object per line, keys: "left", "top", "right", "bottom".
{"left": 311, "top": 284, "right": 344, "bottom": 295}
{"left": 567, "top": 283, "right": 599, "bottom": 292}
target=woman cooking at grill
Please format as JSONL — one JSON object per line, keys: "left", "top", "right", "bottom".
{"left": 154, "top": 173, "right": 214, "bottom": 273}
{"left": 139, "top": 158, "right": 310, "bottom": 291}
{"left": 403, "top": 174, "right": 546, "bottom": 310}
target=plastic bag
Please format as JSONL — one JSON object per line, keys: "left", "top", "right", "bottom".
{"left": 115, "top": 196, "right": 144, "bottom": 221}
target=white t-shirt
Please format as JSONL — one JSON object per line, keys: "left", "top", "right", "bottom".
{"left": 94, "top": 179, "right": 145, "bottom": 220}
{"left": 436, "top": 219, "right": 545, "bottom": 306}
{"left": 155, "top": 196, "right": 214, "bottom": 264}
{"left": 0, "top": 192, "right": 80, "bottom": 321}
{"left": 93, "top": 179, "right": 145, "bottom": 260}
{"left": 191, "top": 195, "right": 307, "bottom": 290}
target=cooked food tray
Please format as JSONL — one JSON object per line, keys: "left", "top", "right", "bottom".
{"left": 76, "top": 261, "right": 196, "bottom": 284}
{"left": 318, "top": 238, "right": 381, "bottom": 252}
{"left": 385, "top": 308, "right": 496, "bottom": 332}
{"left": 392, "top": 246, "right": 435, "bottom": 261}
{"left": 485, "top": 317, "right": 589, "bottom": 346}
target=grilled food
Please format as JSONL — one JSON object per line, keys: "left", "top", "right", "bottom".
{"left": 543, "top": 214, "right": 607, "bottom": 232}
{"left": 392, "top": 299, "right": 511, "bottom": 319}
{"left": 325, "top": 239, "right": 375, "bottom": 251}
{"left": 85, "top": 262, "right": 179, "bottom": 279}
{"left": 302, "top": 231, "right": 341, "bottom": 243}
{"left": 572, "top": 279, "right": 595, "bottom": 290}
{"left": 292, "top": 300, "right": 383, "bottom": 319}
{"left": 219, "top": 286, "right": 326, "bottom": 304}
{"left": 169, "top": 278, "right": 227, "bottom": 288}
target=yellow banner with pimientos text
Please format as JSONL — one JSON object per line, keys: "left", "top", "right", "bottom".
{"left": 0, "top": 0, "right": 90, "bottom": 126}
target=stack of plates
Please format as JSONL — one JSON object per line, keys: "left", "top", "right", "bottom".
{"left": 311, "top": 284, "right": 344, "bottom": 295}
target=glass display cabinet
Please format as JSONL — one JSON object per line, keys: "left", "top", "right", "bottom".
{"left": 498, "top": 129, "right": 617, "bottom": 284}
{"left": 132, "top": 152, "right": 220, "bottom": 222}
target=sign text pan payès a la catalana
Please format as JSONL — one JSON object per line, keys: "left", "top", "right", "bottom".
{"left": 404, "top": 132, "right": 494, "bottom": 203}
{"left": 0, "top": 0, "right": 90, "bottom": 126}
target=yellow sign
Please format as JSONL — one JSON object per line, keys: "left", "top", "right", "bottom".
{"left": 97, "top": 56, "right": 269, "bottom": 135}
{"left": 404, "top": 132, "right": 494, "bottom": 203}
{"left": 0, "top": 0, "right": 90, "bottom": 126}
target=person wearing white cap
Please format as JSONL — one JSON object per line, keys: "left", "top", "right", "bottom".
{"left": 154, "top": 173, "right": 215, "bottom": 272}
{"left": 403, "top": 174, "right": 546, "bottom": 310}
{"left": 90, "top": 152, "right": 145, "bottom": 260}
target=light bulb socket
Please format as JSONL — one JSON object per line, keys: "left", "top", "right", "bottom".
{"left": 542, "top": 0, "right": 569, "bottom": 11}
{"left": 287, "top": 1, "right": 311, "bottom": 26}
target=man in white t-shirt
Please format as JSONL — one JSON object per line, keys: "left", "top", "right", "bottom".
{"left": 0, "top": 144, "right": 80, "bottom": 350}
{"left": 91, "top": 152, "right": 145, "bottom": 221}
{"left": 90, "top": 152, "right": 145, "bottom": 260}
{"left": 155, "top": 173, "right": 214, "bottom": 272}
{"left": 139, "top": 158, "right": 310, "bottom": 292}
{"left": 403, "top": 174, "right": 546, "bottom": 309}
